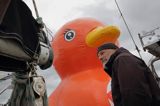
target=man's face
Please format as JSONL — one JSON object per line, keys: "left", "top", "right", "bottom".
{"left": 97, "top": 49, "right": 116, "bottom": 67}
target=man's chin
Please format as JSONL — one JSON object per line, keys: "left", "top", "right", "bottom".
{"left": 102, "top": 62, "right": 108, "bottom": 68}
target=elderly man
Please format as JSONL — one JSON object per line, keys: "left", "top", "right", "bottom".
{"left": 97, "top": 43, "right": 160, "bottom": 106}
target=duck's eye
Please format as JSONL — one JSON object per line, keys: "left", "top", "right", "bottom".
{"left": 64, "top": 30, "right": 76, "bottom": 41}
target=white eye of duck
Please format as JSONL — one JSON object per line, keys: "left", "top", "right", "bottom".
{"left": 64, "top": 29, "right": 76, "bottom": 41}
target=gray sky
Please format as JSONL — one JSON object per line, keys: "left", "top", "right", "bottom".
{"left": 1, "top": 1, "right": 160, "bottom": 102}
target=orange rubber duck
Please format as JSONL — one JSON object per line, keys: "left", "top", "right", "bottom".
{"left": 49, "top": 18, "right": 120, "bottom": 106}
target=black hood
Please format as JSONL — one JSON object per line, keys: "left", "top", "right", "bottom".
{"left": 104, "top": 47, "right": 130, "bottom": 76}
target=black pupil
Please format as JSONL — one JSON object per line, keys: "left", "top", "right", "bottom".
{"left": 66, "top": 32, "right": 74, "bottom": 40}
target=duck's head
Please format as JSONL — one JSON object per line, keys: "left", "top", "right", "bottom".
{"left": 52, "top": 18, "right": 120, "bottom": 79}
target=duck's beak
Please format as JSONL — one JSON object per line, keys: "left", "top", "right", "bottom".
{"left": 85, "top": 26, "right": 120, "bottom": 47}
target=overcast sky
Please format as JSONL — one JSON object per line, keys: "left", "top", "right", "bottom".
{"left": 24, "top": 0, "right": 160, "bottom": 54}
{"left": 1, "top": 0, "right": 160, "bottom": 100}
{"left": 22, "top": 0, "right": 160, "bottom": 96}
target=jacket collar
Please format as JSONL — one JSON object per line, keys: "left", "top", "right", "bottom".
{"left": 104, "top": 47, "right": 129, "bottom": 76}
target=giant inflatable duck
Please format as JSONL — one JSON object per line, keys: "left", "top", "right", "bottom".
{"left": 49, "top": 18, "right": 120, "bottom": 106}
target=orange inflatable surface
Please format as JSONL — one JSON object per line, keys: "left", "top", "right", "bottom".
{"left": 49, "top": 18, "right": 120, "bottom": 106}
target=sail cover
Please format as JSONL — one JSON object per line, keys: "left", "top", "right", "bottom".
{"left": 0, "top": 0, "right": 41, "bottom": 72}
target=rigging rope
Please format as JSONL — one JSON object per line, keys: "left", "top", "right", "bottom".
{"left": 114, "top": 0, "right": 142, "bottom": 59}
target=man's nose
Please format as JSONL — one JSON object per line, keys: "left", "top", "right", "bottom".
{"left": 98, "top": 55, "right": 103, "bottom": 61}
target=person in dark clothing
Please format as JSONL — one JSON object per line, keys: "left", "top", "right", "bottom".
{"left": 97, "top": 43, "right": 160, "bottom": 106}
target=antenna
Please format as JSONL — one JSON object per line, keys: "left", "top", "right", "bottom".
{"left": 114, "top": 0, "right": 142, "bottom": 59}
{"left": 32, "top": 0, "right": 45, "bottom": 30}
{"left": 32, "top": 0, "right": 39, "bottom": 18}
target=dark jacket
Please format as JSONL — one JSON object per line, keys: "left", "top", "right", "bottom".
{"left": 105, "top": 47, "right": 160, "bottom": 106}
